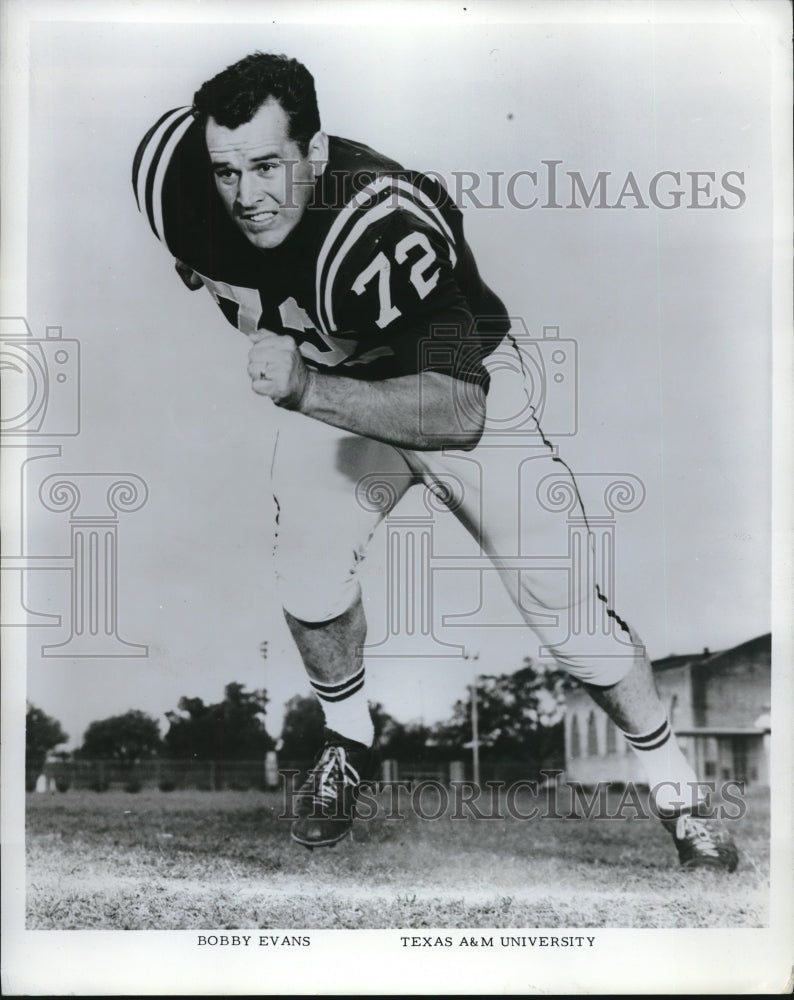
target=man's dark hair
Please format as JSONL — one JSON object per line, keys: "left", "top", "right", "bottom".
{"left": 192, "top": 52, "right": 321, "bottom": 155}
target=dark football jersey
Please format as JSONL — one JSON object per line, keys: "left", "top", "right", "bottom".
{"left": 133, "top": 108, "right": 510, "bottom": 387}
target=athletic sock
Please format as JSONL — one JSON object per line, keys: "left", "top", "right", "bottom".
{"left": 623, "top": 716, "right": 703, "bottom": 814}
{"left": 309, "top": 666, "right": 374, "bottom": 747}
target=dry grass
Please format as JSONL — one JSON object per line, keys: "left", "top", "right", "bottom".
{"left": 26, "top": 784, "right": 769, "bottom": 929}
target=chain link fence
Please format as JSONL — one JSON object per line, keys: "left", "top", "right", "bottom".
{"left": 29, "top": 756, "right": 494, "bottom": 792}
{"left": 29, "top": 759, "right": 281, "bottom": 793}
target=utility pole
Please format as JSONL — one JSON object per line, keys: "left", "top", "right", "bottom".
{"left": 470, "top": 679, "right": 480, "bottom": 787}
{"left": 464, "top": 651, "right": 481, "bottom": 786}
{"left": 259, "top": 640, "right": 278, "bottom": 788}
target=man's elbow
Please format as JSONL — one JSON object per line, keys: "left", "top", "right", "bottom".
{"left": 413, "top": 372, "right": 486, "bottom": 450}
{"left": 455, "top": 405, "right": 486, "bottom": 450}
{"left": 442, "top": 376, "right": 487, "bottom": 450}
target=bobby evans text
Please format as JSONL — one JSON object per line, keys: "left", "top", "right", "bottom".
{"left": 197, "top": 935, "right": 311, "bottom": 947}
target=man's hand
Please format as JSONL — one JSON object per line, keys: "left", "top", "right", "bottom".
{"left": 247, "top": 330, "right": 312, "bottom": 410}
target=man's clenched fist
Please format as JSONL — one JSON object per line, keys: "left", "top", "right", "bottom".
{"left": 247, "top": 330, "right": 312, "bottom": 410}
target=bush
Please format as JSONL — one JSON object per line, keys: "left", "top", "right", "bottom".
{"left": 55, "top": 778, "right": 71, "bottom": 793}
{"left": 158, "top": 779, "right": 177, "bottom": 792}
{"left": 88, "top": 779, "right": 109, "bottom": 792}
{"left": 124, "top": 780, "right": 143, "bottom": 793}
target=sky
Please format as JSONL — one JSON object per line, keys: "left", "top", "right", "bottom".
{"left": 3, "top": 9, "right": 780, "bottom": 749}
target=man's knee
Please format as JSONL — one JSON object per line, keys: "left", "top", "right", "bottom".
{"left": 544, "top": 633, "right": 647, "bottom": 687}
{"left": 277, "top": 573, "right": 361, "bottom": 624}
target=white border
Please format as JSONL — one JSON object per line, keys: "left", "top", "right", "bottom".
{"left": 2, "top": 0, "right": 792, "bottom": 994}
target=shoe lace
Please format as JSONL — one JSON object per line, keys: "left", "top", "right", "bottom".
{"left": 308, "top": 745, "right": 361, "bottom": 808}
{"left": 677, "top": 814, "right": 721, "bottom": 858}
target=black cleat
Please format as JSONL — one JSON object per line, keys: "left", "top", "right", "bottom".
{"left": 290, "top": 729, "right": 378, "bottom": 849}
{"left": 661, "top": 810, "right": 739, "bottom": 872}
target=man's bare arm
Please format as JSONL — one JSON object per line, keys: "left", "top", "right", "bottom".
{"left": 299, "top": 369, "right": 485, "bottom": 450}
{"left": 247, "top": 330, "right": 486, "bottom": 450}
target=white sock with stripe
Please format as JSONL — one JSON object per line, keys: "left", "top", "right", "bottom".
{"left": 309, "top": 667, "right": 374, "bottom": 748}
{"left": 623, "top": 716, "right": 702, "bottom": 814}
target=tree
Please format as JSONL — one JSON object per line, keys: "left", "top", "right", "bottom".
{"left": 26, "top": 703, "right": 68, "bottom": 775}
{"left": 370, "top": 701, "right": 433, "bottom": 760}
{"left": 279, "top": 694, "right": 324, "bottom": 761}
{"left": 164, "top": 682, "right": 275, "bottom": 760}
{"left": 386, "top": 720, "right": 434, "bottom": 760}
{"left": 78, "top": 710, "right": 162, "bottom": 763}
{"left": 432, "top": 658, "right": 570, "bottom": 768}
{"left": 278, "top": 696, "right": 435, "bottom": 763}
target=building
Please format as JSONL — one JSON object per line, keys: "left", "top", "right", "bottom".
{"left": 564, "top": 633, "right": 771, "bottom": 786}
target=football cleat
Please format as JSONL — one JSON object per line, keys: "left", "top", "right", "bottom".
{"left": 661, "top": 811, "right": 739, "bottom": 872}
{"left": 290, "top": 729, "right": 378, "bottom": 848}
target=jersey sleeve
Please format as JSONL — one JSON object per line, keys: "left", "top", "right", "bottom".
{"left": 132, "top": 107, "right": 198, "bottom": 258}
{"left": 318, "top": 176, "right": 490, "bottom": 389}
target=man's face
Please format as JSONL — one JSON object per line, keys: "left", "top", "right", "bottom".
{"left": 205, "top": 98, "right": 325, "bottom": 250}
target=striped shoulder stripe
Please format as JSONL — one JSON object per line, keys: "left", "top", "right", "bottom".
{"left": 132, "top": 107, "right": 194, "bottom": 242}
{"left": 315, "top": 175, "right": 458, "bottom": 335}
{"left": 132, "top": 108, "right": 182, "bottom": 206}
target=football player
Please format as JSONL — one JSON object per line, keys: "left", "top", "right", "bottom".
{"left": 134, "top": 52, "right": 738, "bottom": 870}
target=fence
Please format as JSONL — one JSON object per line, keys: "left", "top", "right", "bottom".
{"left": 30, "top": 759, "right": 280, "bottom": 793}
{"left": 31, "top": 756, "right": 547, "bottom": 793}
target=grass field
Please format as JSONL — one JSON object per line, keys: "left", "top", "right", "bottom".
{"left": 26, "top": 784, "right": 769, "bottom": 930}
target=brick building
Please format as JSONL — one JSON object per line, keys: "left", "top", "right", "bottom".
{"left": 564, "top": 633, "right": 771, "bottom": 786}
